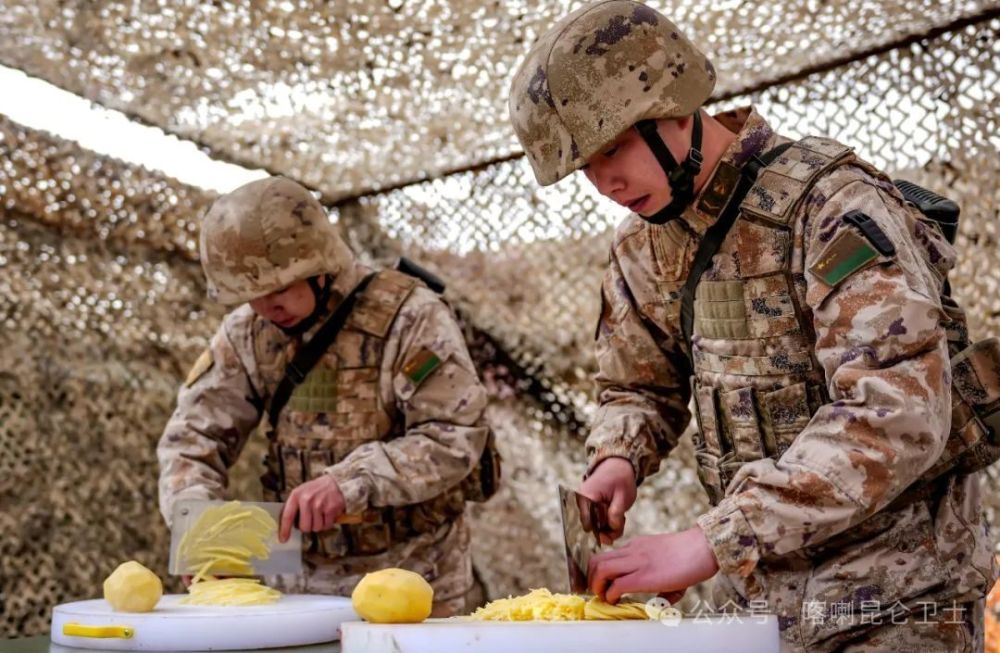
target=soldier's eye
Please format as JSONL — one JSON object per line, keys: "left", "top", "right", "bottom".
{"left": 603, "top": 145, "right": 619, "bottom": 158}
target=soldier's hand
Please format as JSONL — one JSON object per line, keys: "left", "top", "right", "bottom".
{"left": 588, "top": 526, "right": 720, "bottom": 604}
{"left": 279, "top": 475, "right": 346, "bottom": 543}
{"left": 578, "top": 457, "right": 637, "bottom": 545}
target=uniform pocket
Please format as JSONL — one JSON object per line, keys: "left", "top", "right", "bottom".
{"left": 692, "top": 383, "right": 728, "bottom": 457}
{"left": 757, "top": 381, "right": 816, "bottom": 455}
{"left": 717, "top": 387, "right": 766, "bottom": 459}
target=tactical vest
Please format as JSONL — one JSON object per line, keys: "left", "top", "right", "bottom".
{"left": 259, "top": 269, "right": 484, "bottom": 557}
{"left": 688, "top": 136, "right": 1000, "bottom": 509}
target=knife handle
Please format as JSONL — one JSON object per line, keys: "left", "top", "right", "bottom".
{"left": 334, "top": 511, "right": 381, "bottom": 525}
{"left": 588, "top": 501, "right": 611, "bottom": 537}
{"left": 292, "top": 510, "right": 378, "bottom": 529}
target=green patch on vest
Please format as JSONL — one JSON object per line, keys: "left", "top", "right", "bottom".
{"left": 809, "top": 228, "right": 878, "bottom": 288}
{"left": 403, "top": 348, "right": 441, "bottom": 385}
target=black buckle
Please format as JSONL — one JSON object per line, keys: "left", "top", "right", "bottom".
{"left": 844, "top": 210, "right": 896, "bottom": 257}
{"left": 686, "top": 148, "right": 704, "bottom": 174}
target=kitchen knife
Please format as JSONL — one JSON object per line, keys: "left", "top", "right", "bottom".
{"left": 168, "top": 499, "right": 303, "bottom": 577}
{"left": 557, "top": 485, "right": 610, "bottom": 594}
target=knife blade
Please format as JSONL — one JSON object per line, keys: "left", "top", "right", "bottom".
{"left": 558, "top": 485, "right": 610, "bottom": 594}
{"left": 168, "top": 499, "right": 304, "bottom": 577}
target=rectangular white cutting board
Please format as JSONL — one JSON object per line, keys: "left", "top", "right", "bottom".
{"left": 341, "top": 616, "right": 780, "bottom": 653}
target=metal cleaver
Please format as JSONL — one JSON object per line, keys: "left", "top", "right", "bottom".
{"left": 558, "top": 485, "right": 611, "bottom": 594}
{"left": 169, "top": 499, "right": 392, "bottom": 576}
{"left": 168, "top": 499, "right": 303, "bottom": 576}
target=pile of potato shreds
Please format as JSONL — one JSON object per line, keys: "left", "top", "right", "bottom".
{"left": 177, "top": 501, "right": 282, "bottom": 606}
{"left": 181, "top": 578, "right": 282, "bottom": 606}
{"left": 469, "top": 588, "right": 680, "bottom": 621}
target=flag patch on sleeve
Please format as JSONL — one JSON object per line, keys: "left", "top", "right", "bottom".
{"left": 185, "top": 349, "right": 214, "bottom": 387}
{"left": 402, "top": 348, "right": 442, "bottom": 385}
{"left": 809, "top": 228, "right": 879, "bottom": 288}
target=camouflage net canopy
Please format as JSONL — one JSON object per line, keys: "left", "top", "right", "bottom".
{"left": 1, "top": 0, "right": 999, "bottom": 639}
{"left": 0, "top": 0, "right": 994, "bottom": 201}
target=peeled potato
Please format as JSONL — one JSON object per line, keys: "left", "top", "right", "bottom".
{"left": 352, "top": 568, "right": 433, "bottom": 624}
{"left": 103, "top": 561, "right": 163, "bottom": 613}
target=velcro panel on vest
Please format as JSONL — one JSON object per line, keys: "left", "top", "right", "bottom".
{"left": 694, "top": 280, "right": 747, "bottom": 339}
{"left": 288, "top": 367, "right": 339, "bottom": 413}
{"left": 740, "top": 136, "right": 854, "bottom": 226}
{"left": 347, "top": 269, "right": 419, "bottom": 338}
{"left": 695, "top": 274, "right": 802, "bottom": 341}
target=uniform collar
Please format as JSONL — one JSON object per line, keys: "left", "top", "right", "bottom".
{"left": 677, "top": 106, "right": 778, "bottom": 235}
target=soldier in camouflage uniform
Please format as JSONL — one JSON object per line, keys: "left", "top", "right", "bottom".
{"left": 509, "top": 1, "right": 999, "bottom": 651}
{"left": 157, "top": 176, "right": 494, "bottom": 616}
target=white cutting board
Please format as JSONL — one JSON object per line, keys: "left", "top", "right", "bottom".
{"left": 52, "top": 594, "right": 357, "bottom": 651}
{"left": 341, "top": 616, "right": 780, "bottom": 653}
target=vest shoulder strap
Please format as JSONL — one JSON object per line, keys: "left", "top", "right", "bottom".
{"left": 739, "top": 136, "right": 855, "bottom": 226}
{"left": 679, "top": 141, "right": 795, "bottom": 361}
{"left": 346, "top": 269, "right": 421, "bottom": 338}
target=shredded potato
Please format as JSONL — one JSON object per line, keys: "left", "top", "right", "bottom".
{"left": 178, "top": 501, "right": 276, "bottom": 581}
{"left": 469, "top": 588, "right": 657, "bottom": 621}
{"left": 179, "top": 578, "right": 281, "bottom": 606}
{"left": 583, "top": 597, "right": 651, "bottom": 620}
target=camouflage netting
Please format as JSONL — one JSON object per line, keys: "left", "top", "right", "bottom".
{"left": 0, "top": 0, "right": 994, "bottom": 200}
{"left": 1, "top": 1, "right": 999, "bottom": 640}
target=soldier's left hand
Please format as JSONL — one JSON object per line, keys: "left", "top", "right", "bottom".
{"left": 588, "top": 526, "right": 720, "bottom": 604}
{"left": 278, "top": 475, "right": 346, "bottom": 542}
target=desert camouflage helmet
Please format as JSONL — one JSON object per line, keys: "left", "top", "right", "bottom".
{"left": 199, "top": 176, "right": 355, "bottom": 305}
{"left": 508, "top": 0, "right": 716, "bottom": 186}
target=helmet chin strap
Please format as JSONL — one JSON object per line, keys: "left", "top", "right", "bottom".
{"left": 633, "top": 111, "right": 704, "bottom": 225}
{"left": 277, "top": 274, "right": 333, "bottom": 336}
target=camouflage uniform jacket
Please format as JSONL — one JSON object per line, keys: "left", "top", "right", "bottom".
{"left": 158, "top": 261, "right": 489, "bottom": 600}
{"left": 587, "top": 106, "right": 995, "bottom": 650}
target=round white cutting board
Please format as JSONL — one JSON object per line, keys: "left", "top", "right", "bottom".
{"left": 52, "top": 594, "right": 357, "bottom": 651}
